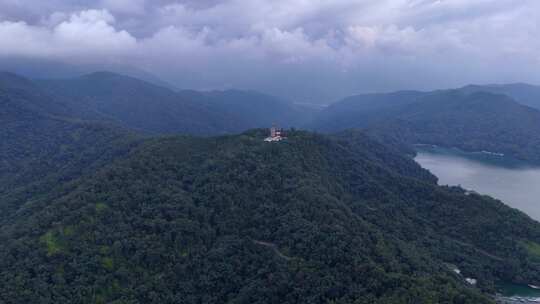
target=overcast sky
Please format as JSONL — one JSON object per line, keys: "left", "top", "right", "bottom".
{"left": 0, "top": 0, "right": 539, "bottom": 103}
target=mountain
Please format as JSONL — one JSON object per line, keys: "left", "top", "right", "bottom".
{"left": 37, "top": 72, "right": 241, "bottom": 135}
{"left": 37, "top": 72, "right": 313, "bottom": 135}
{"left": 309, "top": 90, "right": 425, "bottom": 131}
{"left": 5, "top": 70, "right": 540, "bottom": 302}
{"left": 0, "top": 71, "right": 314, "bottom": 222}
{"left": 0, "top": 72, "right": 72, "bottom": 117}
{"left": 0, "top": 72, "right": 140, "bottom": 224}
{"left": 311, "top": 90, "right": 540, "bottom": 164}
{"left": 2, "top": 129, "right": 540, "bottom": 303}
{"left": 461, "top": 83, "right": 540, "bottom": 110}
{"left": 0, "top": 57, "right": 178, "bottom": 90}
{"left": 179, "top": 89, "right": 317, "bottom": 128}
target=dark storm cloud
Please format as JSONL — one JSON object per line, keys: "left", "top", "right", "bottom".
{"left": 0, "top": 0, "right": 539, "bottom": 103}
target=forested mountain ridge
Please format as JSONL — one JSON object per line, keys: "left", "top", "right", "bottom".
{"left": 37, "top": 72, "right": 312, "bottom": 135}
{"left": 0, "top": 58, "right": 179, "bottom": 90}
{"left": 460, "top": 83, "right": 540, "bottom": 110}
{"left": 180, "top": 89, "right": 317, "bottom": 129}
{"left": 0, "top": 74, "right": 141, "bottom": 225}
{"left": 309, "top": 90, "right": 425, "bottom": 132}
{"left": 2, "top": 129, "right": 540, "bottom": 303}
{"left": 311, "top": 90, "right": 540, "bottom": 163}
{"left": 0, "top": 72, "right": 73, "bottom": 117}
{"left": 37, "top": 71, "right": 241, "bottom": 135}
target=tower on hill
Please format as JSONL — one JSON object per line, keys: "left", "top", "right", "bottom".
{"left": 265, "top": 125, "right": 286, "bottom": 142}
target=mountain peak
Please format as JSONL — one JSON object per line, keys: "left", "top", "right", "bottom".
{"left": 80, "top": 71, "right": 132, "bottom": 81}
{"left": 0, "top": 71, "right": 35, "bottom": 90}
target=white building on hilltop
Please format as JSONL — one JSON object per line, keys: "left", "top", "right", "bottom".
{"left": 264, "top": 125, "right": 286, "bottom": 142}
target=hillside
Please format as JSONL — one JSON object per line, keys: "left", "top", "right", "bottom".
{"left": 0, "top": 74, "right": 140, "bottom": 225}
{"left": 36, "top": 72, "right": 240, "bottom": 135}
{"left": 0, "top": 72, "right": 73, "bottom": 117}
{"left": 2, "top": 129, "right": 540, "bottom": 303}
{"left": 184, "top": 89, "right": 316, "bottom": 129}
{"left": 311, "top": 90, "right": 540, "bottom": 163}
{"left": 461, "top": 83, "right": 540, "bottom": 110}
{"left": 309, "top": 90, "right": 424, "bottom": 131}
{"left": 0, "top": 58, "right": 178, "bottom": 90}
{"left": 37, "top": 72, "right": 312, "bottom": 135}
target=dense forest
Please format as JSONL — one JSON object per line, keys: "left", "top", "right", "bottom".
{"left": 311, "top": 90, "right": 540, "bottom": 164}
{"left": 37, "top": 72, "right": 313, "bottom": 135}
{"left": 0, "top": 74, "right": 141, "bottom": 225}
{"left": 9, "top": 70, "right": 540, "bottom": 166}
{"left": 2, "top": 127, "right": 540, "bottom": 303}
{"left": 4, "top": 71, "right": 540, "bottom": 303}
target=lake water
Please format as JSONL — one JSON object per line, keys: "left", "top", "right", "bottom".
{"left": 414, "top": 146, "right": 540, "bottom": 221}
{"left": 415, "top": 146, "right": 540, "bottom": 301}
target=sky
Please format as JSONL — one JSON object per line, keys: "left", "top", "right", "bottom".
{"left": 0, "top": 0, "right": 539, "bottom": 103}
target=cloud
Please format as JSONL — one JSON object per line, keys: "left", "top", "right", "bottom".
{"left": 0, "top": 0, "right": 539, "bottom": 103}
{"left": 101, "top": 0, "right": 146, "bottom": 15}
{"left": 0, "top": 9, "right": 136, "bottom": 60}
{"left": 54, "top": 10, "right": 136, "bottom": 52}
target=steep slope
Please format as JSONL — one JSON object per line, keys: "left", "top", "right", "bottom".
{"left": 0, "top": 73, "right": 140, "bottom": 224}
{"left": 38, "top": 72, "right": 313, "bottom": 135}
{"left": 310, "top": 90, "right": 425, "bottom": 132}
{"left": 37, "top": 72, "right": 241, "bottom": 135}
{"left": 0, "top": 58, "right": 178, "bottom": 90}
{"left": 2, "top": 130, "right": 540, "bottom": 303}
{"left": 312, "top": 90, "right": 540, "bottom": 163}
{"left": 0, "top": 72, "right": 72, "bottom": 117}
{"left": 367, "top": 91, "right": 540, "bottom": 163}
{"left": 461, "top": 83, "right": 540, "bottom": 110}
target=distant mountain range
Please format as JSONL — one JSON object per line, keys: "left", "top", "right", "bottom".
{"left": 310, "top": 88, "right": 540, "bottom": 163}
{"left": 0, "top": 57, "right": 179, "bottom": 90}
{"left": 5, "top": 69, "right": 540, "bottom": 165}
{"left": 460, "top": 83, "right": 540, "bottom": 111}
{"left": 0, "top": 71, "right": 314, "bottom": 136}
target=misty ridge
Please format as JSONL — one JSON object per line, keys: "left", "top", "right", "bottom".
{"left": 3, "top": 1, "right": 540, "bottom": 304}
{"left": 5, "top": 69, "right": 540, "bottom": 163}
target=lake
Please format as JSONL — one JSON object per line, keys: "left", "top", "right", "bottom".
{"left": 415, "top": 146, "right": 540, "bottom": 300}
{"left": 414, "top": 146, "right": 540, "bottom": 221}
